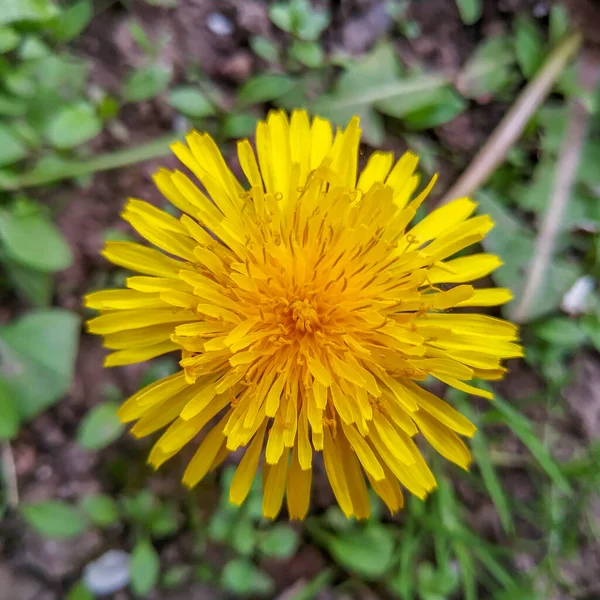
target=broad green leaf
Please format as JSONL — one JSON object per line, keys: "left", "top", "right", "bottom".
{"left": 312, "top": 42, "right": 404, "bottom": 145}
{"left": 456, "top": 37, "right": 517, "bottom": 98}
{"left": 0, "top": 0, "right": 59, "bottom": 26}
{"left": 0, "top": 124, "right": 28, "bottom": 166}
{"left": 150, "top": 503, "right": 179, "bottom": 539}
{"left": 130, "top": 540, "right": 160, "bottom": 597}
{"left": 4, "top": 66, "right": 37, "bottom": 98}
{"left": 21, "top": 500, "right": 88, "bottom": 539}
{"left": 0, "top": 26, "right": 20, "bottom": 53}
{"left": 326, "top": 524, "right": 395, "bottom": 579}
{"left": 489, "top": 390, "right": 571, "bottom": 493}
{"left": 18, "top": 35, "right": 50, "bottom": 60}
{"left": 167, "top": 86, "right": 215, "bottom": 118}
{"left": 77, "top": 401, "right": 125, "bottom": 450}
{"left": 549, "top": 4, "right": 570, "bottom": 43}
{"left": 514, "top": 15, "right": 545, "bottom": 79}
{"left": 0, "top": 309, "right": 80, "bottom": 421}
{"left": 231, "top": 516, "right": 256, "bottom": 556}
{"left": 249, "top": 35, "right": 279, "bottom": 63}
{"left": 477, "top": 190, "right": 581, "bottom": 322}
{"left": 289, "top": 40, "right": 324, "bottom": 68}
{"left": 45, "top": 102, "right": 102, "bottom": 149}
{"left": 532, "top": 317, "right": 587, "bottom": 349}
{"left": 269, "top": 0, "right": 330, "bottom": 41}
{"left": 222, "top": 113, "right": 259, "bottom": 139}
{"left": 122, "top": 490, "right": 159, "bottom": 526}
{"left": 65, "top": 581, "right": 94, "bottom": 600}
{"left": 452, "top": 392, "right": 514, "bottom": 535}
{"left": 0, "top": 205, "right": 72, "bottom": 272}
{"left": 257, "top": 524, "right": 299, "bottom": 559}
{"left": 237, "top": 74, "right": 296, "bottom": 106}
{"left": 0, "top": 377, "right": 19, "bottom": 440}
{"left": 47, "top": 0, "right": 93, "bottom": 42}
{"left": 81, "top": 494, "right": 120, "bottom": 527}
{"left": 455, "top": 0, "right": 482, "bottom": 25}
{"left": 123, "top": 65, "right": 172, "bottom": 102}
{"left": 402, "top": 87, "right": 467, "bottom": 129}
{"left": 0, "top": 93, "right": 26, "bottom": 117}
{"left": 221, "top": 558, "right": 275, "bottom": 597}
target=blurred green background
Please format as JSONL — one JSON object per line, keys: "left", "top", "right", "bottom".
{"left": 1, "top": 0, "right": 600, "bottom": 599}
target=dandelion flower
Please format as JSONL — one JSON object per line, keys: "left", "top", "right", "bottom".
{"left": 86, "top": 109, "right": 522, "bottom": 520}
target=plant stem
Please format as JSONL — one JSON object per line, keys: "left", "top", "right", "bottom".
{"left": 513, "top": 50, "right": 600, "bottom": 323}
{"left": 3, "top": 133, "right": 180, "bottom": 190}
{"left": 438, "top": 31, "right": 582, "bottom": 205}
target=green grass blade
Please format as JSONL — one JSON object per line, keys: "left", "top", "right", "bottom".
{"left": 490, "top": 393, "right": 571, "bottom": 494}
{"left": 452, "top": 392, "right": 515, "bottom": 535}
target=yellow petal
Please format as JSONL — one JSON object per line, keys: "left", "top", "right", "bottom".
{"left": 230, "top": 420, "right": 268, "bottom": 505}
{"left": 413, "top": 410, "right": 472, "bottom": 470}
{"left": 286, "top": 444, "right": 312, "bottom": 520}
{"left": 182, "top": 411, "right": 231, "bottom": 487}
{"left": 262, "top": 447, "right": 289, "bottom": 519}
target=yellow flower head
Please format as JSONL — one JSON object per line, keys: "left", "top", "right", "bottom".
{"left": 86, "top": 109, "right": 522, "bottom": 520}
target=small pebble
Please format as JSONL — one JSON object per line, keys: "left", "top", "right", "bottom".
{"left": 206, "top": 12, "right": 234, "bottom": 37}
{"left": 561, "top": 275, "right": 595, "bottom": 316}
{"left": 83, "top": 550, "right": 131, "bottom": 597}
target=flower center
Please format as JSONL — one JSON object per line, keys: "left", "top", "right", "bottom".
{"left": 288, "top": 298, "right": 321, "bottom": 333}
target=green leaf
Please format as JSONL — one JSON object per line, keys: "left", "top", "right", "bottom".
{"left": 222, "top": 113, "right": 259, "bottom": 139}
{"left": 0, "top": 0, "right": 59, "bottom": 26}
{"left": 130, "top": 540, "right": 160, "bottom": 597}
{"left": 231, "top": 516, "right": 257, "bottom": 556}
{"left": 402, "top": 87, "right": 467, "bottom": 129}
{"left": 77, "top": 401, "right": 125, "bottom": 450}
{"left": 0, "top": 26, "right": 20, "bottom": 53}
{"left": 269, "top": 0, "right": 330, "bottom": 41}
{"left": 455, "top": 0, "right": 482, "bottom": 25}
{"left": 456, "top": 37, "right": 517, "bottom": 98}
{"left": 532, "top": 317, "right": 587, "bottom": 349}
{"left": 221, "top": 558, "right": 275, "bottom": 597}
{"left": 257, "top": 524, "right": 299, "bottom": 559}
{"left": 549, "top": 4, "right": 570, "bottom": 43}
{"left": 18, "top": 35, "right": 50, "bottom": 60}
{"left": 326, "top": 524, "right": 395, "bottom": 579}
{"left": 0, "top": 251, "right": 54, "bottom": 308}
{"left": 0, "top": 93, "right": 26, "bottom": 117}
{"left": 21, "top": 500, "right": 88, "bottom": 539}
{"left": 0, "top": 309, "right": 80, "bottom": 421}
{"left": 167, "top": 86, "right": 215, "bottom": 118}
{"left": 81, "top": 494, "right": 120, "bottom": 527}
{"left": 477, "top": 190, "right": 581, "bottom": 322}
{"left": 0, "top": 377, "right": 19, "bottom": 440}
{"left": 150, "top": 503, "right": 179, "bottom": 538}
{"left": 44, "top": 102, "right": 102, "bottom": 149}
{"left": 490, "top": 390, "right": 572, "bottom": 493}
{"left": 514, "top": 15, "right": 545, "bottom": 79}
{"left": 65, "top": 581, "right": 94, "bottom": 600}
{"left": 122, "top": 490, "right": 159, "bottom": 527}
{"left": 0, "top": 204, "right": 72, "bottom": 272}
{"left": 0, "top": 124, "right": 28, "bottom": 166}
{"left": 289, "top": 40, "right": 324, "bottom": 68}
{"left": 237, "top": 74, "right": 296, "bottom": 106}
{"left": 249, "top": 35, "right": 279, "bottom": 63}
{"left": 47, "top": 0, "right": 93, "bottom": 42}
{"left": 123, "top": 65, "right": 172, "bottom": 102}
{"left": 313, "top": 43, "right": 451, "bottom": 144}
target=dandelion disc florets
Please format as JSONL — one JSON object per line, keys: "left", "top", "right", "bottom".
{"left": 86, "top": 109, "right": 522, "bottom": 519}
